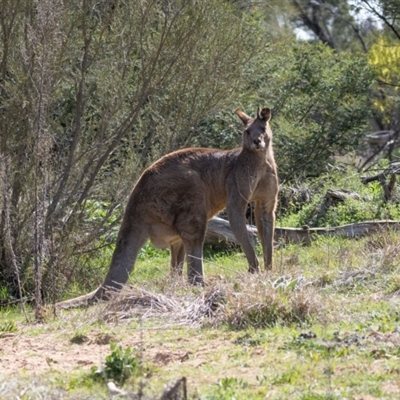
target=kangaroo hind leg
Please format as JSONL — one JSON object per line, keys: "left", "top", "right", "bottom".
{"left": 175, "top": 212, "right": 207, "bottom": 285}
{"left": 170, "top": 240, "right": 185, "bottom": 277}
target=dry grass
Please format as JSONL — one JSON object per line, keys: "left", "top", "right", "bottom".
{"left": 99, "top": 273, "right": 321, "bottom": 330}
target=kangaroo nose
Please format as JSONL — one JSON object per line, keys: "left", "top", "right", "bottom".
{"left": 253, "top": 139, "right": 261, "bottom": 145}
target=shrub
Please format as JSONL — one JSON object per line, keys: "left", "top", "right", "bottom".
{"left": 279, "top": 165, "right": 400, "bottom": 228}
{"left": 92, "top": 343, "right": 140, "bottom": 386}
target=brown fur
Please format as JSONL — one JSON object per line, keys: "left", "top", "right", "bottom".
{"left": 56, "top": 107, "right": 278, "bottom": 307}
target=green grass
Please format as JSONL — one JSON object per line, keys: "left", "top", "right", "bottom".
{"left": 1, "top": 232, "right": 400, "bottom": 399}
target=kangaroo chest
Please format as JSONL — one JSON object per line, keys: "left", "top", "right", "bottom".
{"left": 237, "top": 159, "right": 277, "bottom": 202}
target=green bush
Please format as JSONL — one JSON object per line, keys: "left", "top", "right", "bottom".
{"left": 279, "top": 165, "right": 400, "bottom": 228}
{"left": 0, "top": 321, "right": 18, "bottom": 337}
{"left": 92, "top": 343, "right": 140, "bottom": 386}
{"left": 193, "top": 40, "right": 374, "bottom": 182}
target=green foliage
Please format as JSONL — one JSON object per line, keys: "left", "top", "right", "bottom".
{"left": 92, "top": 343, "right": 140, "bottom": 386}
{"left": 272, "top": 367, "right": 302, "bottom": 385}
{"left": 66, "top": 372, "right": 103, "bottom": 393}
{"left": 0, "top": 0, "right": 251, "bottom": 302}
{"left": 269, "top": 42, "right": 373, "bottom": 180}
{"left": 0, "top": 320, "right": 18, "bottom": 336}
{"left": 280, "top": 166, "right": 400, "bottom": 228}
{"left": 270, "top": 276, "right": 305, "bottom": 291}
{"left": 0, "top": 287, "right": 14, "bottom": 303}
{"left": 282, "top": 334, "right": 342, "bottom": 360}
{"left": 194, "top": 39, "right": 373, "bottom": 181}
{"left": 138, "top": 242, "right": 169, "bottom": 261}
{"left": 203, "top": 377, "right": 250, "bottom": 400}
{"left": 368, "top": 33, "right": 400, "bottom": 127}
{"left": 59, "top": 199, "right": 121, "bottom": 296}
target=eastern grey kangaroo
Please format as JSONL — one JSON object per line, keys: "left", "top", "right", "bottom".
{"left": 57, "top": 107, "right": 278, "bottom": 306}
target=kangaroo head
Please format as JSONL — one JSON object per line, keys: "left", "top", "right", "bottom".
{"left": 235, "top": 107, "right": 272, "bottom": 151}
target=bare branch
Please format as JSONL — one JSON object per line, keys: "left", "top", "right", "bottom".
{"left": 291, "top": 0, "right": 336, "bottom": 48}
{"left": 360, "top": 0, "right": 400, "bottom": 40}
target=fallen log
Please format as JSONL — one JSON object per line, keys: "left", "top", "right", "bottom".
{"left": 206, "top": 217, "right": 258, "bottom": 247}
{"left": 365, "top": 130, "right": 395, "bottom": 146}
{"left": 206, "top": 216, "right": 400, "bottom": 246}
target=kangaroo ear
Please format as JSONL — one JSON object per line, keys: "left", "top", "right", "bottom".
{"left": 257, "top": 107, "right": 272, "bottom": 122}
{"left": 235, "top": 108, "right": 251, "bottom": 125}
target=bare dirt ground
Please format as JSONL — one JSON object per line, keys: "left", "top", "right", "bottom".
{"left": 1, "top": 330, "right": 120, "bottom": 376}
{"left": 0, "top": 323, "right": 236, "bottom": 380}
{"left": 2, "top": 285, "right": 400, "bottom": 399}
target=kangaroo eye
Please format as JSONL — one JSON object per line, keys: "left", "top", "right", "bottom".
{"left": 245, "top": 130, "right": 250, "bottom": 135}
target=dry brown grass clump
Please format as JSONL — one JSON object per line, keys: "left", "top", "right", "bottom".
{"left": 364, "top": 230, "right": 400, "bottom": 272}
{"left": 98, "top": 273, "right": 321, "bottom": 329}
{"left": 216, "top": 274, "right": 320, "bottom": 329}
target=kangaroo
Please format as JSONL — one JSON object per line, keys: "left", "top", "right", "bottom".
{"left": 56, "top": 107, "right": 278, "bottom": 307}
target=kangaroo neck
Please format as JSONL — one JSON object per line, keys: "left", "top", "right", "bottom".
{"left": 238, "top": 147, "right": 268, "bottom": 164}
